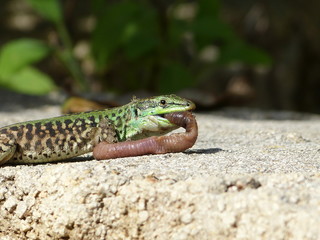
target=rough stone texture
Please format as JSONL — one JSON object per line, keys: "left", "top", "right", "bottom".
{"left": 0, "top": 105, "right": 320, "bottom": 240}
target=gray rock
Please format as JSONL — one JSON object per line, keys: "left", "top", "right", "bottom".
{"left": 0, "top": 107, "right": 320, "bottom": 239}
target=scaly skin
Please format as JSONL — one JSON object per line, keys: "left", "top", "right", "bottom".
{"left": 0, "top": 95, "right": 195, "bottom": 165}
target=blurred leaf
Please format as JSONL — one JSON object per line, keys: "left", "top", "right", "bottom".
{"left": 90, "top": 0, "right": 272, "bottom": 94}
{"left": 1, "top": 66, "right": 56, "bottom": 95}
{"left": 92, "top": 1, "right": 140, "bottom": 70}
{"left": 159, "top": 62, "right": 194, "bottom": 93}
{"left": 123, "top": 5, "right": 160, "bottom": 60}
{"left": 198, "top": 0, "right": 220, "bottom": 16}
{"left": 193, "top": 17, "right": 236, "bottom": 48}
{"left": 219, "top": 41, "right": 272, "bottom": 65}
{"left": 92, "top": 1, "right": 159, "bottom": 70}
{"left": 27, "top": 0, "right": 63, "bottom": 24}
{"left": 191, "top": 0, "right": 228, "bottom": 48}
{"left": 27, "top": 1, "right": 87, "bottom": 91}
{"left": 168, "top": 18, "right": 188, "bottom": 49}
{"left": 0, "top": 39, "right": 50, "bottom": 79}
{"left": 122, "top": 10, "right": 159, "bottom": 60}
{"left": 124, "top": 33, "right": 158, "bottom": 60}
{"left": 192, "top": 0, "right": 271, "bottom": 66}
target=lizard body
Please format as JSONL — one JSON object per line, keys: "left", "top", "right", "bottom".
{"left": 0, "top": 95, "right": 195, "bottom": 165}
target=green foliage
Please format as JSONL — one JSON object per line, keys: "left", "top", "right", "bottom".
{"left": 6, "top": 66, "right": 56, "bottom": 95}
{"left": 92, "top": 1, "right": 159, "bottom": 70}
{"left": 26, "top": 0, "right": 62, "bottom": 24}
{"left": 27, "top": 0, "right": 88, "bottom": 91}
{"left": 0, "top": 39, "right": 49, "bottom": 78}
{"left": 1, "top": 0, "right": 271, "bottom": 95}
{"left": 91, "top": 0, "right": 271, "bottom": 94}
{"left": 158, "top": 62, "right": 194, "bottom": 93}
{"left": 192, "top": 0, "right": 271, "bottom": 65}
{"left": 218, "top": 41, "right": 272, "bottom": 65}
{"left": 0, "top": 39, "right": 56, "bottom": 95}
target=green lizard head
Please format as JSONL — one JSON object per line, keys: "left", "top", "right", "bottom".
{"left": 119, "top": 95, "right": 195, "bottom": 141}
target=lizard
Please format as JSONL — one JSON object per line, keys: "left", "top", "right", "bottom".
{"left": 0, "top": 95, "right": 195, "bottom": 165}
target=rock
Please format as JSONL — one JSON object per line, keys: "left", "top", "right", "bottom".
{"left": 0, "top": 107, "right": 320, "bottom": 239}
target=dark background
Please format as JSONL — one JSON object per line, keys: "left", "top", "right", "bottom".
{"left": 1, "top": 0, "right": 320, "bottom": 113}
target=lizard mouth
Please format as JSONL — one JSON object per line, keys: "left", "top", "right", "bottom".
{"left": 155, "top": 110, "right": 193, "bottom": 122}
{"left": 158, "top": 110, "right": 192, "bottom": 117}
{"left": 157, "top": 110, "right": 193, "bottom": 119}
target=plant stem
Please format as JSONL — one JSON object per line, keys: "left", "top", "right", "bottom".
{"left": 56, "top": 20, "right": 89, "bottom": 92}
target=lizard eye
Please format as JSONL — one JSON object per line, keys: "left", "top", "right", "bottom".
{"left": 160, "top": 99, "right": 166, "bottom": 105}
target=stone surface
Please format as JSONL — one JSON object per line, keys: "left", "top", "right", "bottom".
{"left": 0, "top": 104, "right": 320, "bottom": 239}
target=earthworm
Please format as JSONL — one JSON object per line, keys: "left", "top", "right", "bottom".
{"left": 93, "top": 111, "right": 198, "bottom": 160}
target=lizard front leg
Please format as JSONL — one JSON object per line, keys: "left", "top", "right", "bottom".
{"left": 90, "top": 118, "right": 118, "bottom": 147}
{"left": 0, "top": 135, "right": 17, "bottom": 165}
